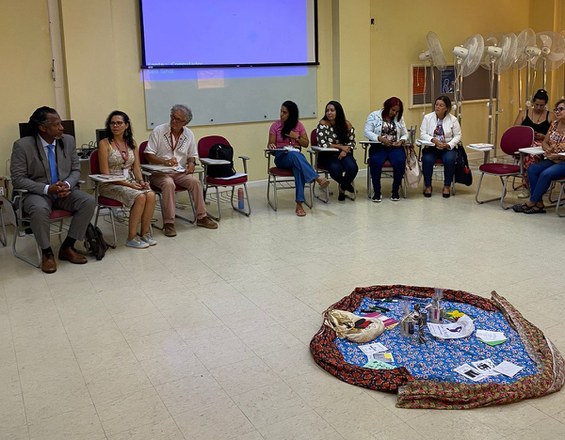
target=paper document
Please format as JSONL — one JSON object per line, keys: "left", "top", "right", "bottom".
{"left": 494, "top": 361, "right": 523, "bottom": 378}
{"left": 200, "top": 158, "right": 230, "bottom": 165}
{"left": 518, "top": 146, "right": 544, "bottom": 155}
{"left": 468, "top": 143, "right": 494, "bottom": 150}
{"left": 364, "top": 359, "right": 396, "bottom": 370}
{"left": 89, "top": 174, "right": 126, "bottom": 182}
{"left": 212, "top": 172, "right": 247, "bottom": 181}
{"left": 141, "top": 164, "right": 185, "bottom": 173}
{"left": 476, "top": 329, "right": 507, "bottom": 346}
{"left": 358, "top": 342, "right": 388, "bottom": 357}
{"left": 417, "top": 139, "right": 434, "bottom": 147}
{"left": 453, "top": 364, "right": 484, "bottom": 382}
{"left": 427, "top": 315, "right": 474, "bottom": 339}
{"left": 471, "top": 359, "right": 500, "bottom": 377}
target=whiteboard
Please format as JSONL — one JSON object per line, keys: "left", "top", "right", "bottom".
{"left": 143, "top": 66, "right": 318, "bottom": 128}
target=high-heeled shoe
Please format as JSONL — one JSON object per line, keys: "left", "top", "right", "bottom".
{"left": 423, "top": 187, "right": 432, "bottom": 198}
{"left": 442, "top": 186, "right": 451, "bottom": 198}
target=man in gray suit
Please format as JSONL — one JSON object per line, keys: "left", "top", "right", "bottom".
{"left": 10, "top": 106, "right": 96, "bottom": 273}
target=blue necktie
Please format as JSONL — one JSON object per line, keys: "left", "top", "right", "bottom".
{"left": 47, "top": 144, "right": 59, "bottom": 184}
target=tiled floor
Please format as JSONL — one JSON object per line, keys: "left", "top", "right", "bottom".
{"left": 1, "top": 174, "right": 565, "bottom": 440}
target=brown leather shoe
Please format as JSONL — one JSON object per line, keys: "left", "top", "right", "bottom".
{"left": 196, "top": 216, "right": 218, "bottom": 229}
{"left": 41, "top": 253, "right": 57, "bottom": 274}
{"left": 58, "top": 247, "right": 87, "bottom": 264}
{"left": 163, "top": 223, "right": 177, "bottom": 237}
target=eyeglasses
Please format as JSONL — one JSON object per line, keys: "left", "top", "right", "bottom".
{"left": 170, "top": 115, "right": 187, "bottom": 123}
{"left": 554, "top": 107, "right": 565, "bottom": 113}
{"left": 110, "top": 121, "right": 125, "bottom": 126}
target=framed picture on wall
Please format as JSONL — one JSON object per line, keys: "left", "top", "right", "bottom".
{"left": 410, "top": 64, "right": 495, "bottom": 108}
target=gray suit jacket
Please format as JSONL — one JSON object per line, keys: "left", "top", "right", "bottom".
{"left": 10, "top": 134, "right": 81, "bottom": 194}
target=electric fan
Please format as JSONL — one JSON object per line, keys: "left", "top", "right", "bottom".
{"left": 481, "top": 33, "right": 517, "bottom": 153}
{"left": 452, "top": 34, "right": 484, "bottom": 123}
{"left": 418, "top": 31, "right": 447, "bottom": 112}
{"left": 514, "top": 28, "right": 539, "bottom": 110}
{"left": 536, "top": 31, "right": 565, "bottom": 89}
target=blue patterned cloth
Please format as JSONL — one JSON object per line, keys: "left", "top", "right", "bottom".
{"left": 335, "top": 297, "right": 537, "bottom": 384}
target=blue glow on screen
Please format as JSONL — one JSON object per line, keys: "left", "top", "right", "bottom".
{"left": 140, "top": 0, "right": 317, "bottom": 67}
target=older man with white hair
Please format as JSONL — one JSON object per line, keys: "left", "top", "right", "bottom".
{"left": 144, "top": 104, "right": 218, "bottom": 236}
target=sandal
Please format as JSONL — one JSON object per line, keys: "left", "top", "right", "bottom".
{"left": 295, "top": 206, "right": 307, "bottom": 217}
{"left": 512, "top": 203, "right": 529, "bottom": 213}
{"left": 523, "top": 205, "right": 546, "bottom": 214}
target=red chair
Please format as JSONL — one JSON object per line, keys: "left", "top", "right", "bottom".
{"left": 265, "top": 143, "right": 314, "bottom": 212}
{"left": 197, "top": 135, "right": 250, "bottom": 220}
{"left": 11, "top": 189, "right": 73, "bottom": 267}
{"left": 139, "top": 141, "right": 196, "bottom": 227}
{"left": 475, "top": 125, "right": 534, "bottom": 209}
{"left": 89, "top": 149, "right": 124, "bottom": 247}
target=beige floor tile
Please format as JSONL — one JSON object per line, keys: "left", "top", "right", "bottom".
{"left": 286, "top": 371, "right": 366, "bottom": 409}
{"left": 210, "top": 356, "right": 282, "bottom": 397}
{"left": 190, "top": 333, "right": 257, "bottom": 370}
{"left": 173, "top": 399, "right": 256, "bottom": 440}
{"left": 259, "top": 346, "right": 320, "bottom": 380}
{"left": 82, "top": 354, "right": 153, "bottom": 405}
{"left": 156, "top": 372, "right": 229, "bottom": 416}
{"left": 314, "top": 391, "right": 402, "bottom": 440}
{"left": 27, "top": 405, "right": 105, "bottom": 440}
{"left": 2, "top": 177, "right": 565, "bottom": 439}
{"left": 232, "top": 381, "right": 309, "bottom": 430}
{"left": 125, "top": 328, "right": 188, "bottom": 362}
{"left": 140, "top": 347, "right": 207, "bottom": 386}
{"left": 95, "top": 387, "right": 171, "bottom": 437}
{"left": 108, "top": 416, "right": 185, "bottom": 440}
{"left": 258, "top": 410, "right": 343, "bottom": 440}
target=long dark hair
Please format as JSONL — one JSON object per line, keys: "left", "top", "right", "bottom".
{"left": 322, "top": 100, "right": 349, "bottom": 144}
{"left": 28, "top": 106, "right": 58, "bottom": 136}
{"left": 383, "top": 97, "right": 404, "bottom": 121}
{"left": 533, "top": 89, "right": 549, "bottom": 103}
{"left": 281, "top": 100, "right": 299, "bottom": 139}
{"left": 105, "top": 110, "right": 135, "bottom": 149}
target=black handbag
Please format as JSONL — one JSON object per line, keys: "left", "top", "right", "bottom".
{"left": 454, "top": 145, "right": 473, "bottom": 186}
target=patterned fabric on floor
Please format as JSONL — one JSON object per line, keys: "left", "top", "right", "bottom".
{"left": 310, "top": 285, "right": 565, "bottom": 409}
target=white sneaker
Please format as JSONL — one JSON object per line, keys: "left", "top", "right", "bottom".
{"left": 126, "top": 237, "right": 149, "bottom": 249}
{"left": 140, "top": 233, "right": 157, "bottom": 246}
{"left": 517, "top": 188, "right": 530, "bottom": 199}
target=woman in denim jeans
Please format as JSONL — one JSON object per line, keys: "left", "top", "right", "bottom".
{"left": 419, "top": 95, "right": 462, "bottom": 198}
{"left": 513, "top": 99, "right": 565, "bottom": 214}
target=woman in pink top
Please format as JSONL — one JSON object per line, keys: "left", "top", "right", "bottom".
{"left": 267, "top": 100, "right": 329, "bottom": 216}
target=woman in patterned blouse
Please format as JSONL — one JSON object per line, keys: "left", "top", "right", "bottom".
{"left": 513, "top": 98, "right": 565, "bottom": 214}
{"left": 316, "top": 101, "right": 358, "bottom": 201}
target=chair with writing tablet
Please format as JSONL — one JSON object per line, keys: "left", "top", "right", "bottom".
{"left": 139, "top": 141, "right": 196, "bottom": 227}
{"left": 89, "top": 149, "right": 124, "bottom": 247}
{"left": 197, "top": 135, "right": 250, "bottom": 221}
{"left": 265, "top": 145, "right": 314, "bottom": 212}
{"left": 474, "top": 125, "right": 534, "bottom": 209}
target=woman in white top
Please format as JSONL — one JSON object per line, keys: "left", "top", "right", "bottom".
{"left": 419, "top": 95, "right": 462, "bottom": 198}
{"left": 364, "top": 97, "right": 409, "bottom": 202}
